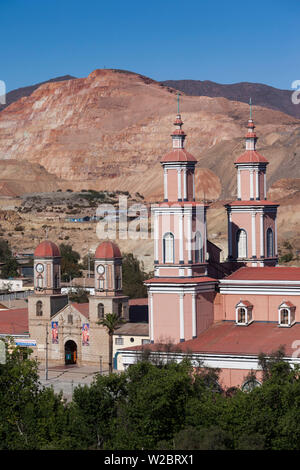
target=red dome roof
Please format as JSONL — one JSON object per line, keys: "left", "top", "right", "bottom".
{"left": 235, "top": 150, "right": 268, "bottom": 164}
{"left": 95, "top": 241, "right": 121, "bottom": 259}
{"left": 34, "top": 241, "right": 60, "bottom": 258}
{"left": 161, "top": 149, "right": 197, "bottom": 163}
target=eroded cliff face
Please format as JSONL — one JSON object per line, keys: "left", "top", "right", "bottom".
{"left": 0, "top": 68, "right": 299, "bottom": 202}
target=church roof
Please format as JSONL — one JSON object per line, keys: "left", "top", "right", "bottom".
{"left": 123, "top": 321, "right": 300, "bottom": 358}
{"left": 71, "top": 303, "right": 89, "bottom": 319}
{"left": 95, "top": 241, "right": 121, "bottom": 259}
{"left": 235, "top": 150, "right": 268, "bottom": 164}
{"left": 145, "top": 276, "right": 216, "bottom": 284}
{"left": 0, "top": 308, "right": 28, "bottom": 335}
{"left": 223, "top": 266, "right": 300, "bottom": 282}
{"left": 226, "top": 200, "right": 279, "bottom": 207}
{"left": 34, "top": 241, "right": 60, "bottom": 258}
{"left": 161, "top": 149, "right": 197, "bottom": 163}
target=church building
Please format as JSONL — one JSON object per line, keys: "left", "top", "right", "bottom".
{"left": 1, "top": 103, "right": 300, "bottom": 391}
{"left": 27, "top": 240, "right": 129, "bottom": 367}
{"left": 119, "top": 109, "right": 300, "bottom": 390}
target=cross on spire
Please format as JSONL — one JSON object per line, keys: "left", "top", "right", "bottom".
{"left": 177, "top": 92, "right": 181, "bottom": 114}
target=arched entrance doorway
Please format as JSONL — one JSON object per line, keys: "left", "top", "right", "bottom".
{"left": 65, "top": 340, "right": 77, "bottom": 365}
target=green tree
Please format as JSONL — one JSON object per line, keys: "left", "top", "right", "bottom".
{"left": 70, "top": 373, "right": 127, "bottom": 449}
{"left": 98, "top": 313, "right": 125, "bottom": 374}
{"left": 0, "top": 340, "right": 72, "bottom": 449}
{"left": 68, "top": 288, "right": 89, "bottom": 304}
{"left": 80, "top": 253, "right": 95, "bottom": 272}
{"left": 111, "top": 361, "right": 195, "bottom": 449}
{"left": 1, "top": 257, "right": 19, "bottom": 278}
{"left": 0, "top": 238, "right": 19, "bottom": 278}
{"left": 59, "top": 243, "right": 82, "bottom": 281}
{"left": 0, "top": 238, "right": 13, "bottom": 262}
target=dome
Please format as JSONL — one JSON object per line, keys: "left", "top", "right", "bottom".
{"left": 95, "top": 241, "right": 122, "bottom": 259}
{"left": 34, "top": 241, "right": 60, "bottom": 258}
{"left": 234, "top": 150, "right": 268, "bottom": 164}
{"left": 161, "top": 149, "right": 197, "bottom": 163}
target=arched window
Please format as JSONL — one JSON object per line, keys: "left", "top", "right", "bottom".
{"left": 36, "top": 301, "right": 43, "bottom": 317}
{"left": 278, "top": 302, "right": 295, "bottom": 327}
{"left": 194, "top": 231, "right": 204, "bottom": 263}
{"left": 98, "top": 303, "right": 104, "bottom": 320}
{"left": 237, "top": 307, "right": 246, "bottom": 324}
{"left": 235, "top": 301, "right": 253, "bottom": 325}
{"left": 236, "top": 229, "right": 247, "bottom": 258}
{"left": 163, "top": 232, "right": 174, "bottom": 263}
{"left": 280, "top": 308, "right": 289, "bottom": 325}
{"left": 98, "top": 277, "right": 104, "bottom": 290}
{"left": 242, "top": 379, "right": 261, "bottom": 392}
{"left": 266, "top": 228, "right": 274, "bottom": 258}
{"left": 54, "top": 273, "right": 59, "bottom": 289}
{"left": 37, "top": 274, "right": 43, "bottom": 289}
{"left": 115, "top": 276, "right": 121, "bottom": 290}
{"left": 118, "top": 303, "right": 123, "bottom": 317}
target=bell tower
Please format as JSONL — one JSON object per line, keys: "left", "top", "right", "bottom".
{"left": 226, "top": 102, "right": 279, "bottom": 267}
{"left": 89, "top": 241, "right": 129, "bottom": 324}
{"left": 145, "top": 101, "right": 217, "bottom": 344}
{"left": 28, "top": 241, "right": 68, "bottom": 347}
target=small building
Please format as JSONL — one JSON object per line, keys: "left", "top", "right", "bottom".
{"left": 113, "top": 321, "right": 150, "bottom": 370}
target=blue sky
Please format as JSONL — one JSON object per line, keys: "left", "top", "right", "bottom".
{"left": 1, "top": 0, "right": 299, "bottom": 91}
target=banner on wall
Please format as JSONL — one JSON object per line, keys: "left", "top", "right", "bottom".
{"left": 51, "top": 321, "right": 59, "bottom": 344}
{"left": 82, "top": 323, "right": 89, "bottom": 346}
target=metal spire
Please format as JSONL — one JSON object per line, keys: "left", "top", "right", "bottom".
{"left": 249, "top": 97, "right": 252, "bottom": 119}
{"left": 177, "top": 92, "right": 180, "bottom": 114}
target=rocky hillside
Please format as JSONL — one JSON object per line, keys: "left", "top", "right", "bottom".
{"left": 161, "top": 80, "right": 300, "bottom": 119}
{"left": 0, "top": 68, "right": 299, "bottom": 203}
{"left": 0, "top": 75, "right": 75, "bottom": 112}
{"left": 0, "top": 69, "right": 299, "bottom": 266}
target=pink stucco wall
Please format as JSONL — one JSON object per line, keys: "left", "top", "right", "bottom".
{"left": 222, "top": 293, "right": 300, "bottom": 323}
{"left": 167, "top": 169, "right": 178, "bottom": 202}
{"left": 197, "top": 292, "right": 215, "bottom": 335}
{"left": 218, "top": 368, "right": 263, "bottom": 389}
{"left": 153, "top": 292, "right": 181, "bottom": 343}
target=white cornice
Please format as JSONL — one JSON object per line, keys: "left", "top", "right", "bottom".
{"left": 119, "top": 350, "right": 300, "bottom": 370}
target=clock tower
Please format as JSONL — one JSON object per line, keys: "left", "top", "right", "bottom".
{"left": 28, "top": 241, "right": 68, "bottom": 349}
{"left": 89, "top": 241, "right": 129, "bottom": 323}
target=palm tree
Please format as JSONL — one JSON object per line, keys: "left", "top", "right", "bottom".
{"left": 98, "top": 313, "right": 125, "bottom": 374}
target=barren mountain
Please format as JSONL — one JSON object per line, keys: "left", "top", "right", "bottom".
{"left": 0, "top": 75, "right": 75, "bottom": 112}
{"left": 0, "top": 68, "right": 299, "bottom": 204}
{"left": 161, "top": 80, "right": 300, "bottom": 119}
{"left": 0, "top": 69, "right": 299, "bottom": 266}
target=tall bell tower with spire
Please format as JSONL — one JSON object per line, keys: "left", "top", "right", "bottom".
{"left": 226, "top": 100, "right": 279, "bottom": 266}
{"left": 145, "top": 96, "right": 217, "bottom": 344}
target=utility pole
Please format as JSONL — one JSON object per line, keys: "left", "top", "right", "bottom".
{"left": 45, "top": 323, "right": 49, "bottom": 381}
{"left": 100, "top": 355, "right": 103, "bottom": 375}
{"left": 88, "top": 251, "right": 90, "bottom": 278}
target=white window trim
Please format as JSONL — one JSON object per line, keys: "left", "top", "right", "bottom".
{"left": 278, "top": 306, "right": 295, "bottom": 328}
{"left": 163, "top": 232, "right": 175, "bottom": 264}
{"left": 235, "top": 303, "right": 253, "bottom": 326}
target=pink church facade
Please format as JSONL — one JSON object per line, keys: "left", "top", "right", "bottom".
{"left": 120, "top": 109, "right": 300, "bottom": 390}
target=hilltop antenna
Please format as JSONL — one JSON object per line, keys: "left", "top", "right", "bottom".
{"left": 177, "top": 92, "right": 181, "bottom": 114}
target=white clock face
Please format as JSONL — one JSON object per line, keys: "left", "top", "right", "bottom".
{"left": 97, "top": 264, "right": 105, "bottom": 275}
{"left": 36, "top": 263, "right": 44, "bottom": 273}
